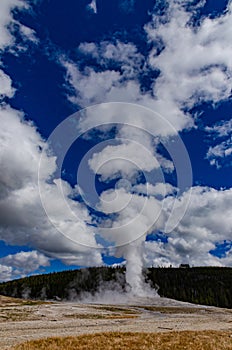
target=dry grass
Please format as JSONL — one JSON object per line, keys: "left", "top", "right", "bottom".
{"left": 0, "top": 295, "right": 49, "bottom": 307}
{"left": 0, "top": 308, "right": 32, "bottom": 321}
{"left": 136, "top": 306, "right": 214, "bottom": 314}
{"left": 64, "top": 313, "right": 137, "bottom": 319}
{"left": 0, "top": 296, "right": 50, "bottom": 322}
{"left": 93, "top": 306, "right": 138, "bottom": 314}
{"left": 13, "top": 331, "right": 232, "bottom": 350}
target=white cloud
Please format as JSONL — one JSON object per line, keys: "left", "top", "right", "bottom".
{"left": 207, "top": 140, "right": 232, "bottom": 168}
{"left": 63, "top": 61, "right": 122, "bottom": 106}
{"left": 18, "top": 23, "right": 38, "bottom": 44}
{"left": 87, "top": 0, "right": 97, "bottom": 14}
{"left": 146, "top": 1, "right": 232, "bottom": 108}
{"left": 62, "top": 47, "right": 192, "bottom": 136}
{"left": 144, "top": 186, "right": 232, "bottom": 267}
{"left": 1, "top": 0, "right": 232, "bottom": 283}
{"left": 133, "top": 182, "right": 177, "bottom": 198}
{"left": 62, "top": 40, "right": 144, "bottom": 110}
{"left": 96, "top": 185, "right": 232, "bottom": 267}
{"left": 0, "top": 251, "right": 50, "bottom": 274}
{"left": 205, "top": 119, "right": 232, "bottom": 138}
{"left": 0, "top": 105, "right": 103, "bottom": 275}
{"left": 0, "top": 0, "right": 103, "bottom": 281}
{"left": 206, "top": 119, "right": 232, "bottom": 168}
{"left": 0, "top": 105, "right": 54, "bottom": 198}
{"left": 88, "top": 141, "right": 161, "bottom": 181}
{"left": 0, "top": 251, "right": 50, "bottom": 281}
{"left": 78, "top": 40, "right": 143, "bottom": 77}
{"left": 78, "top": 42, "right": 98, "bottom": 57}
{"left": 59, "top": 2, "right": 232, "bottom": 272}
{"left": 0, "top": 69, "right": 15, "bottom": 98}
{"left": 222, "top": 247, "right": 232, "bottom": 266}
{"left": 96, "top": 184, "right": 232, "bottom": 268}
{"left": 166, "top": 186, "right": 232, "bottom": 241}
{"left": 0, "top": 0, "right": 37, "bottom": 50}
{"left": 62, "top": 1, "right": 232, "bottom": 141}
{"left": 0, "top": 264, "right": 13, "bottom": 281}
{"left": 0, "top": 0, "right": 25, "bottom": 49}
{"left": 144, "top": 239, "right": 223, "bottom": 268}
{"left": 98, "top": 187, "right": 165, "bottom": 246}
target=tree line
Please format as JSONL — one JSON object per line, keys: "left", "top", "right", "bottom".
{"left": 146, "top": 267, "right": 232, "bottom": 308}
{"left": 0, "top": 266, "right": 231, "bottom": 308}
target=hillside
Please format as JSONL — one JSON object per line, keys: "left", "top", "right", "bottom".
{"left": 0, "top": 266, "right": 231, "bottom": 308}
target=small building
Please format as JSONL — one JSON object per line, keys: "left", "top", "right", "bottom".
{"left": 179, "top": 264, "right": 190, "bottom": 268}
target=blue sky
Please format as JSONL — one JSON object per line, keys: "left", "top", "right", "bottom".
{"left": 0, "top": 0, "right": 232, "bottom": 281}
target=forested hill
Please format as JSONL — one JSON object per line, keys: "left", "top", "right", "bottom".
{"left": 0, "top": 266, "right": 231, "bottom": 309}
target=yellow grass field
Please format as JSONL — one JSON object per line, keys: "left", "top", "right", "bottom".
{"left": 13, "top": 331, "right": 232, "bottom": 350}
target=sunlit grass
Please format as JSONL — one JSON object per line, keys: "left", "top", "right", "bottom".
{"left": 13, "top": 331, "right": 232, "bottom": 350}
{"left": 137, "top": 306, "right": 214, "bottom": 314}
{"left": 0, "top": 295, "right": 49, "bottom": 307}
{"left": 93, "top": 306, "right": 138, "bottom": 314}
{"left": 0, "top": 295, "right": 50, "bottom": 322}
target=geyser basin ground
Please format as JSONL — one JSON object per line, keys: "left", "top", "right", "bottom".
{"left": 1, "top": 295, "right": 232, "bottom": 349}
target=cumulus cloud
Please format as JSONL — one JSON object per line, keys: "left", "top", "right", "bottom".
{"left": 207, "top": 140, "right": 232, "bottom": 168}
{"left": 28, "top": 2, "right": 232, "bottom": 277}
{"left": 88, "top": 141, "right": 161, "bottom": 181}
{"left": 0, "top": 250, "right": 51, "bottom": 282}
{"left": 0, "top": 69, "right": 15, "bottom": 99}
{"left": 0, "top": 250, "right": 50, "bottom": 271}
{"left": 206, "top": 119, "right": 232, "bottom": 138}
{"left": 79, "top": 40, "right": 143, "bottom": 78}
{"left": 165, "top": 186, "right": 232, "bottom": 242}
{"left": 1, "top": 0, "right": 232, "bottom": 284}
{"left": 63, "top": 62, "right": 121, "bottom": 106}
{"left": 0, "top": 105, "right": 54, "bottom": 198}
{"left": 18, "top": 22, "right": 38, "bottom": 44}
{"left": 133, "top": 182, "right": 177, "bottom": 198}
{"left": 62, "top": 48, "right": 192, "bottom": 136}
{"left": 143, "top": 186, "right": 232, "bottom": 267}
{"left": 206, "top": 119, "right": 232, "bottom": 168}
{"left": 94, "top": 184, "right": 232, "bottom": 273}
{"left": 144, "top": 239, "right": 222, "bottom": 268}
{"left": 222, "top": 247, "right": 232, "bottom": 266}
{"left": 62, "top": 1, "right": 232, "bottom": 139}
{"left": 0, "top": 264, "right": 13, "bottom": 282}
{"left": 57, "top": 0, "right": 232, "bottom": 280}
{"left": 0, "top": 0, "right": 25, "bottom": 49}
{"left": 0, "top": 0, "right": 37, "bottom": 50}
{"left": 0, "top": 105, "right": 103, "bottom": 270}
{"left": 0, "top": 251, "right": 50, "bottom": 281}
{"left": 62, "top": 40, "right": 144, "bottom": 110}
{"left": 0, "top": 0, "right": 104, "bottom": 282}
{"left": 146, "top": 0, "right": 232, "bottom": 107}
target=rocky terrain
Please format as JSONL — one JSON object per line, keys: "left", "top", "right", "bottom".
{"left": 1, "top": 295, "right": 232, "bottom": 349}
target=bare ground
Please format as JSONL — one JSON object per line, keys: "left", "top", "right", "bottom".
{"left": 0, "top": 295, "right": 232, "bottom": 349}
